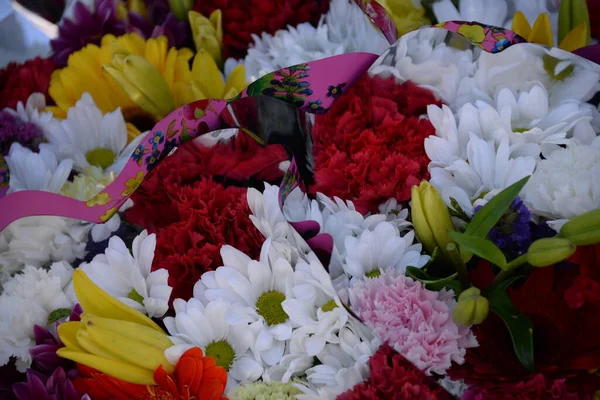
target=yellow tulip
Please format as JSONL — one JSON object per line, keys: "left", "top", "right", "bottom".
{"left": 189, "top": 10, "right": 223, "bottom": 69}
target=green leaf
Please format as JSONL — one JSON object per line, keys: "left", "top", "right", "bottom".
{"left": 487, "top": 289, "right": 534, "bottom": 372}
{"left": 449, "top": 231, "right": 507, "bottom": 269}
{"left": 405, "top": 266, "right": 461, "bottom": 294}
{"left": 465, "top": 176, "right": 530, "bottom": 239}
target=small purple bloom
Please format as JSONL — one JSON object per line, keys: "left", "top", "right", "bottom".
{"left": 475, "top": 196, "right": 532, "bottom": 259}
{"left": 0, "top": 111, "right": 44, "bottom": 156}
{"left": 51, "top": 0, "right": 127, "bottom": 67}
{"left": 12, "top": 369, "right": 87, "bottom": 400}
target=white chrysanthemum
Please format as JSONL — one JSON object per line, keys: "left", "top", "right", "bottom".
{"left": 0, "top": 261, "right": 75, "bottom": 370}
{"left": 4, "top": 92, "right": 54, "bottom": 129}
{"left": 43, "top": 93, "right": 144, "bottom": 173}
{"left": 523, "top": 144, "right": 600, "bottom": 219}
{"left": 0, "top": 217, "right": 91, "bottom": 284}
{"left": 243, "top": 0, "right": 387, "bottom": 81}
{"left": 369, "top": 28, "right": 476, "bottom": 107}
{"left": 430, "top": 135, "right": 536, "bottom": 216}
{"left": 433, "top": 0, "right": 508, "bottom": 27}
{"left": 194, "top": 239, "right": 299, "bottom": 367}
{"left": 295, "top": 319, "right": 380, "bottom": 399}
{"left": 377, "top": 198, "right": 412, "bottom": 229}
{"left": 282, "top": 252, "right": 349, "bottom": 356}
{"left": 5, "top": 142, "right": 72, "bottom": 193}
{"left": 164, "top": 298, "right": 263, "bottom": 393}
{"left": 79, "top": 230, "right": 171, "bottom": 317}
{"left": 457, "top": 44, "right": 600, "bottom": 108}
{"left": 426, "top": 85, "right": 593, "bottom": 162}
{"left": 344, "top": 221, "right": 429, "bottom": 280}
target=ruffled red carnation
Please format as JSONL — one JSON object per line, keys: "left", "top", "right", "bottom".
{"left": 0, "top": 57, "right": 55, "bottom": 109}
{"left": 310, "top": 75, "right": 440, "bottom": 214}
{"left": 463, "top": 374, "right": 583, "bottom": 400}
{"left": 564, "top": 244, "right": 600, "bottom": 309}
{"left": 589, "top": 0, "right": 600, "bottom": 39}
{"left": 126, "top": 134, "right": 286, "bottom": 302}
{"left": 193, "top": 0, "right": 329, "bottom": 59}
{"left": 337, "top": 343, "right": 453, "bottom": 400}
{"left": 449, "top": 261, "right": 600, "bottom": 397}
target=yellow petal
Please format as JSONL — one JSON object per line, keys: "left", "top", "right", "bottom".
{"left": 511, "top": 11, "right": 532, "bottom": 38}
{"left": 529, "top": 13, "right": 554, "bottom": 47}
{"left": 127, "top": 0, "right": 147, "bottom": 19}
{"left": 191, "top": 50, "right": 225, "bottom": 98}
{"left": 57, "top": 322, "right": 85, "bottom": 352}
{"left": 223, "top": 65, "right": 248, "bottom": 99}
{"left": 210, "top": 9, "right": 223, "bottom": 42}
{"left": 559, "top": 23, "right": 589, "bottom": 52}
{"left": 56, "top": 349, "right": 156, "bottom": 385}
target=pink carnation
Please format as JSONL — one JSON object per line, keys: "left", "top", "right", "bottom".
{"left": 349, "top": 271, "right": 478, "bottom": 375}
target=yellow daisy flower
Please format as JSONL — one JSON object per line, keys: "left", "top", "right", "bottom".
{"left": 49, "top": 33, "right": 248, "bottom": 138}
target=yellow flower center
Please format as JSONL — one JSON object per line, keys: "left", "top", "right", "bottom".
{"left": 365, "top": 269, "right": 382, "bottom": 279}
{"left": 205, "top": 340, "right": 236, "bottom": 371}
{"left": 256, "top": 290, "right": 288, "bottom": 326}
{"left": 320, "top": 299, "right": 338, "bottom": 312}
{"left": 127, "top": 288, "right": 144, "bottom": 305}
{"left": 86, "top": 148, "right": 116, "bottom": 169}
{"left": 543, "top": 55, "right": 575, "bottom": 82}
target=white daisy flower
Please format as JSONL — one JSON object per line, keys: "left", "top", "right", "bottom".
{"left": 426, "top": 85, "right": 593, "bottom": 162}
{"left": 296, "top": 319, "right": 380, "bottom": 398}
{"left": 369, "top": 27, "right": 477, "bottom": 107}
{"left": 523, "top": 144, "right": 600, "bottom": 220}
{"left": 0, "top": 216, "right": 91, "bottom": 284}
{"left": 43, "top": 92, "right": 143, "bottom": 173}
{"left": 344, "top": 221, "right": 429, "bottom": 280}
{"left": 433, "top": 0, "right": 508, "bottom": 27}
{"left": 195, "top": 239, "right": 299, "bottom": 367}
{"left": 4, "top": 92, "right": 54, "bottom": 129}
{"left": 0, "top": 261, "right": 75, "bottom": 370}
{"left": 164, "top": 298, "right": 263, "bottom": 393}
{"left": 377, "top": 198, "right": 412, "bottom": 230}
{"left": 458, "top": 44, "right": 600, "bottom": 108}
{"left": 243, "top": 0, "right": 387, "bottom": 82}
{"left": 262, "top": 332, "right": 315, "bottom": 383}
{"left": 5, "top": 142, "right": 72, "bottom": 193}
{"left": 78, "top": 230, "right": 171, "bottom": 318}
{"left": 282, "top": 252, "right": 349, "bottom": 356}
{"left": 430, "top": 135, "right": 536, "bottom": 216}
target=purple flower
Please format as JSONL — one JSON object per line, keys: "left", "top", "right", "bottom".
{"left": 12, "top": 369, "right": 87, "bottom": 400}
{"left": 128, "top": 12, "right": 191, "bottom": 49}
{"left": 51, "top": 0, "right": 127, "bottom": 67}
{"left": 0, "top": 111, "right": 44, "bottom": 156}
{"left": 29, "top": 305, "right": 82, "bottom": 376}
{"left": 475, "top": 196, "right": 532, "bottom": 259}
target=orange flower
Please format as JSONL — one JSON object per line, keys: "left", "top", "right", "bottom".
{"left": 73, "top": 348, "right": 229, "bottom": 400}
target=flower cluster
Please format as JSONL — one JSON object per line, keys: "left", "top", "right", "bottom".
{"left": 1, "top": 0, "right": 600, "bottom": 399}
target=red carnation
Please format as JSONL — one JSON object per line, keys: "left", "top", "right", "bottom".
{"left": 337, "top": 343, "right": 453, "bottom": 400}
{"left": 310, "top": 75, "right": 440, "bottom": 214}
{"left": 126, "top": 135, "right": 287, "bottom": 302}
{"left": 588, "top": 0, "right": 600, "bottom": 39}
{"left": 449, "top": 261, "right": 600, "bottom": 397}
{"left": 193, "top": 0, "right": 329, "bottom": 59}
{"left": 564, "top": 244, "right": 600, "bottom": 309}
{"left": 151, "top": 177, "right": 264, "bottom": 303}
{"left": 462, "top": 374, "right": 583, "bottom": 400}
{"left": 0, "top": 57, "right": 55, "bottom": 109}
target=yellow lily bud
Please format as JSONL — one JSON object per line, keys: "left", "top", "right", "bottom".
{"left": 103, "top": 53, "right": 175, "bottom": 119}
{"left": 453, "top": 287, "right": 489, "bottom": 326}
{"left": 56, "top": 271, "right": 174, "bottom": 385}
{"left": 411, "top": 181, "right": 456, "bottom": 258}
{"left": 188, "top": 10, "right": 223, "bottom": 69}
{"left": 559, "top": 209, "right": 600, "bottom": 246}
{"left": 169, "top": 0, "right": 194, "bottom": 21}
{"left": 526, "top": 238, "right": 576, "bottom": 267}
{"left": 377, "top": 0, "right": 430, "bottom": 37}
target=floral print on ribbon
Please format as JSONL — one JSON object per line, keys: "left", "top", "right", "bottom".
{"left": 353, "top": 0, "right": 398, "bottom": 44}
{"left": 436, "top": 21, "right": 527, "bottom": 53}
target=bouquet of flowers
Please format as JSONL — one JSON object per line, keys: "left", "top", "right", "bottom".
{"left": 1, "top": 0, "right": 600, "bottom": 399}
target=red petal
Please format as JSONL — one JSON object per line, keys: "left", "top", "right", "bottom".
{"left": 197, "top": 378, "right": 226, "bottom": 400}
{"left": 155, "top": 365, "right": 180, "bottom": 397}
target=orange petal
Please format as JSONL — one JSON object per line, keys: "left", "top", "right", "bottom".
{"left": 154, "top": 365, "right": 180, "bottom": 397}
{"left": 94, "top": 373, "right": 149, "bottom": 399}
{"left": 175, "top": 353, "right": 203, "bottom": 394}
{"left": 202, "top": 364, "right": 227, "bottom": 383}
{"left": 197, "top": 378, "right": 226, "bottom": 400}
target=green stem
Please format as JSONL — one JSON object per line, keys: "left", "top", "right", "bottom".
{"left": 447, "top": 243, "right": 469, "bottom": 289}
{"left": 493, "top": 254, "right": 528, "bottom": 285}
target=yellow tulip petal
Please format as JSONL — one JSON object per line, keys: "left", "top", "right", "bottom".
{"left": 191, "top": 50, "right": 225, "bottom": 99}
{"left": 511, "top": 10, "right": 532, "bottom": 38}
{"left": 57, "top": 322, "right": 85, "bottom": 352}
{"left": 223, "top": 65, "right": 248, "bottom": 99}
{"left": 529, "top": 13, "right": 554, "bottom": 47}
{"left": 559, "top": 23, "right": 588, "bottom": 52}
{"left": 210, "top": 9, "right": 223, "bottom": 42}
{"left": 56, "top": 349, "right": 156, "bottom": 385}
